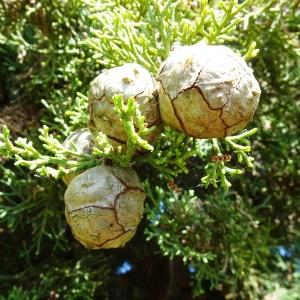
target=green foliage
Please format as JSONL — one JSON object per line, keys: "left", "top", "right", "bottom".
{"left": 93, "top": 95, "right": 157, "bottom": 167}
{"left": 0, "top": 286, "right": 39, "bottom": 300}
{"left": 201, "top": 128, "right": 257, "bottom": 190}
{"left": 0, "top": 125, "right": 97, "bottom": 179}
{"left": 145, "top": 184, "right": 272, "bottom": 296}
{"left": 0, "top": 117, "right": 257, "bottom": 190}
{"left": 86, "top": 0, "right": 259, "bottom": 73}
{"left": 137, "top": 127, "right": 197, "bottom": 178}
{"left": 238, "top": 0, "right": 300, "bottom": 251}
{"left": 31, "top": 255, "right": 110, "bottom": 300}
{"left": 0, "top": 0, "right": 299, "bottom": 299}
{"left": 0, "top": 0, "right": 106, "bottom": 140}
{"left": 0, "top": 252, "right": 110, "bottom": 300}
{"left": 0, "top": 166, "right": 67, "bottom": 254}
{"left": 0, "top": 1, "right": 259, "bottom": 189}
{"left": 279, "top": 273, "right": 300, "bottom": 300}
{"left": 0, "top": 93, "right": 158, "bottom": 175}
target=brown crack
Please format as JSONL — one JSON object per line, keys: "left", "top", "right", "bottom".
{"left": 132, "top": 90, "right": 161, "bottom": 129}
{"left": 157, "top": 56, "right": 230, "bottom": 135}
{"left": 91, "top": 93, "right": 106, "bottom": 102}
{"left": 149, "top": 90, "right": 161, "bottom": 127}
{"left": 113, "top": 189, "right": 140, "bottom": 232}
{"left": 91, "top": 73, "right": 161, "bottom": 133}
{"left": 173, "top": 55, "right": 217, "bottom": 101}
{"left": 91, "top": 88, "right": 145, "bottom": 106}
{"left": 67, "top": 171, "right": 144, "bottom": 249}
{"left": 228, "top": 118, "right": 245, "bottom": 128}
{"left": 96, "top": 230, "right": 132, "bottom": 248}
{"left": 175, "top": 60, "right": 233, "bottom": 112}
{"left": 158, "top": 61, "right": 250, "bottom": 137}
{"left": 133, "top": 90, "right": 145, "bottom": 101}
{"left": 111, "top": 173, "right": 145, "bottom": 235}
{"left": 68, "top": 205, "right": 115, "bottom": 214}
{"left": 157, "top": 81, "right": 187, "bottom": 134}
{"left": 113, "top": 190, "right": 130, "bottom": 232}
{"left": 157, "top": 61, "right": 168, "bottom": 77}
{"left": 91, "top": 88, "right": 158, "bottom": 132}
{"left": 111, "top": 171, "right": 145, "bottom": 194}
{"left": 142, "top": 98, "right": 161, "bottom": 127}
{"left": 68, "top": 196, "right": 131, "bottom": 248}
{"left": 106, "top": 134, "right": 127, "bottom": 145}
{"left": 175, "top": 84, "right": 229, "bottom": 137}
{"left": 67, "top": 204, "right": 127, "bottom": 248}
{"left": 219, "top": 72, "right": 252, "bottom": 136}
{"left": 170, "top": 100, "right": 189, "bottom": 135}
{"left": 219, "top": 110, "right": 229, "bottom": 137}
{"left": 88, "top": 118, "right": 96, "bottom": 131}
{"left": 147, "top": 114, "right": 161, "bottom": 128}
{"left": 152, "top": 89, "right": 159, "bottom": 101}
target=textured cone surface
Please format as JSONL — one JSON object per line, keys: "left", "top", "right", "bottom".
{"left": 156, "top": 42, "right": 261, "bottom": 138}
{"left": 89, "top": 63, "right": 161, "bottom": 147}
{"left": 62, "top": 128, "right": 93, "bottom": 185}
{"left": 64, "top": 165, "right": 145, "bottom": 249}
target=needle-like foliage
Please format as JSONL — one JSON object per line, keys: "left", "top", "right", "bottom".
{"left": 0, "top": 0, "right": 299, "bottom": 299}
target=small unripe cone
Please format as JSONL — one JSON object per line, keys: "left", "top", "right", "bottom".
{"left": 156, "top": 42, "right": 261, "bottom": 138}
{"left": 89, "top": 63, "right": 161, "bottom": 148}
{"left": 64, "top": 165, "right": 145, "bottom": 249}
{"left": 62, "top": 128, "right": 92, "bottom": 185}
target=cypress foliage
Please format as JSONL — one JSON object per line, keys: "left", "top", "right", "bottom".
{"left": 0, "top": 1, "right": 299, "bottom": 299}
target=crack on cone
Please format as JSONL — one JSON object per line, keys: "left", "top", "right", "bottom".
{"left": 89, "top": 87, "right": 160, "bottom": 144}
{"left": 170, "top": 99, "right": 189, "bottom": 135}
{"left": 65, "top": 167, "right": 145, "bottom": 249}
{"left": 67, "top": 193, "right": 132, "bottom": 249}
{"left": 106, "top": 134, "right": 127, "bottom": 145}
{"left": 157, "top": 80, "right": 187, "bottom": 134}
{"left": 96, "top": 230, "right": 132, "bottom": 248}
{"left": 157, "top": 48, "right": 259, "bottom": 137}
{"left": 114, "top": 188, "right": 143, "bottom": 232}
{"left": 158, "top": 62, "right": 251, "bottom": 137}
{"left": 111, "top": 170, "right": 145, "bottom": 194}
